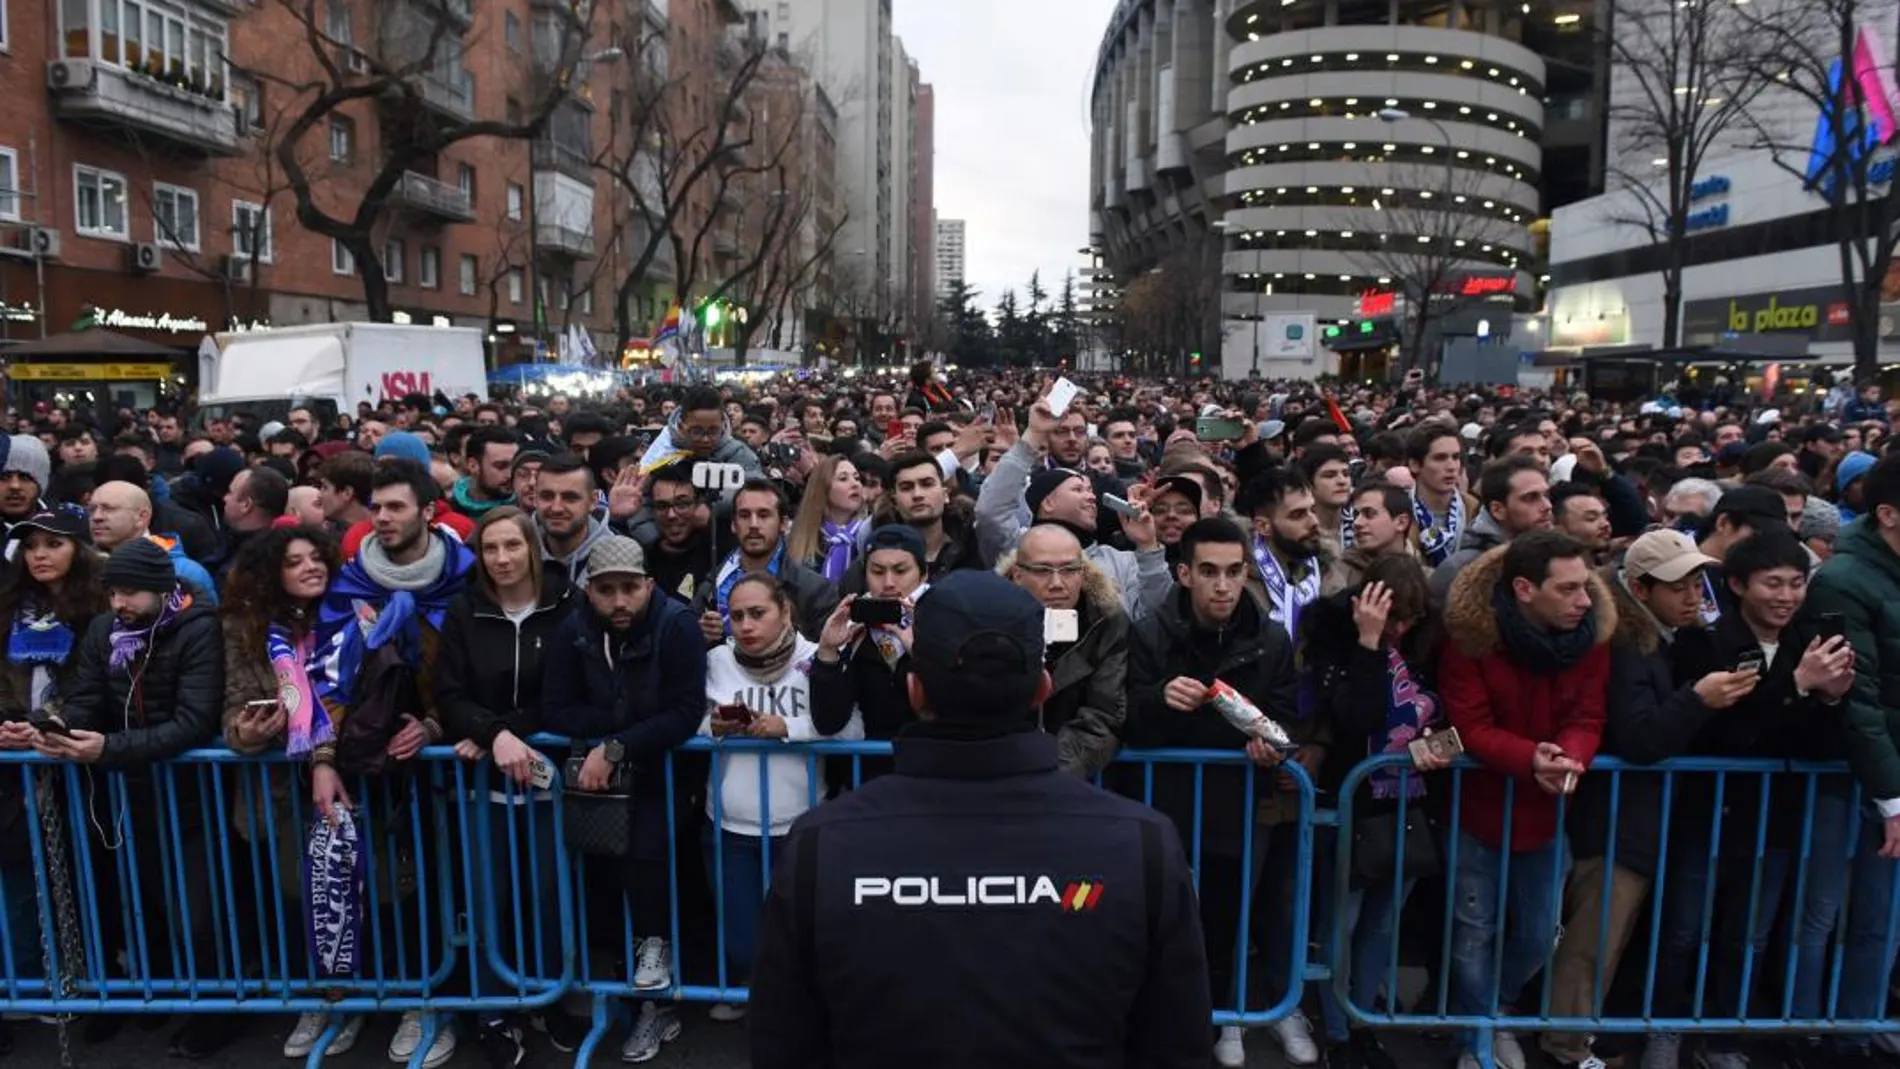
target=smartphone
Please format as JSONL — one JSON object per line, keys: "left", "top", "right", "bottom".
{"left": 886, "top": 419, "right": 905, "bottom": 440}
{"left": 1818, "top": 612, "right": 1847, "bottom": 641}
{"left": 1407, "top": 727, "right": 1464, "bottom": 764}
{"left": 1047, "top": 377, "right": 1081, "bottom": 418}
{"left": 31, "top": 717, "right": 73, "bottom": 740}
{"left": 528, "top": 755, "right": 554, "bottom": 791}
{"left": 1101, "top": 494, "right": 1139, "bottom": 519}
{"left": 850, "top": 598, "right": 905, "bottom": 626}
{"left": 1044, "top": 608, "right": 1080, "bottom": 645}
{"left": 1195, "top": 416, "right": 1247, "bottom": 441}
{"left": 244, "top": 699, "right": 277, "bottom": 714}
{"left": 1735, "top": 650, "right": 1766, "bottom": 676}
{"left": 714, "top": 702, "right": 754, "bottom": 726}
{"left": 978, "top": 403, "right": 996, "bottom": 422}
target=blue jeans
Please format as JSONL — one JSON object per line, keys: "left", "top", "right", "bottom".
{"left": 1448, "top": 830, "right": 1569, "bottom": 1046}
{"left": 701, "top": 822, "right": 785, "bottom": 988}
{"left": 1313, "top": 829, "right": 1416, "bottom": 1042}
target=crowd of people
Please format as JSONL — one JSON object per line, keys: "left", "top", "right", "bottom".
{"left": 0, "top": 361, "right": 1895, "bottom": 1069}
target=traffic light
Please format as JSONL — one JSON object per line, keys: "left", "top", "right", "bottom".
{"left": 1189, "top": 351, "right": 1203, "bottom": 371}
{"left": 703, "top": 300, "right": 724, "bottom": 328}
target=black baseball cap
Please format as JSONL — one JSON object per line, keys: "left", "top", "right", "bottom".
{"left": 1711, "top": 484, "right": 1788, "bottom": 532}
{"left": 8, "top": 507, "right": 90, "bottom": 546}
{"left": 1152, "top": 475, "right": 1205, "bottom": 513}
{"left": 911, "top": 571, "right": 1046, "bottom": 718}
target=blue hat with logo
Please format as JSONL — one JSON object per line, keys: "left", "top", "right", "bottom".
{"left": 911, "top": 571, "right": 1046, "bottom": 718}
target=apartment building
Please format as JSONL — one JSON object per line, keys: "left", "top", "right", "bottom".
{"left": 934, "top": 217, "right": 965, "bottom": 299}
{"left": 0, "top": 0, "right": 753, "bottom": 371}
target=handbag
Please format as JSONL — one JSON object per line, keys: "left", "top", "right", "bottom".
{"left": 561, "top": 755, "right": 633, "bottom": 858}
{"left": 1352, "top": 807, "right": 1440, "bottom": 884}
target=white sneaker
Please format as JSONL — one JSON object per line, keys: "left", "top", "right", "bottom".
{"left": 1213, "top": 1025, "right": 1245, "bottom": 1068}
{"left": 1642, "top": 1034, "right": 1682, "bottom": 1069}
{"left": 707, "top": 1002, "right": 747, "bottom": 1022}
{"left": 285, "top": 1014, "right": 327, "bottom": 1059}
{"left": 388, "top": 1012, "right": 455, "bottom": 1067}
{"left": 632, "top": 938, "right": 671, "bottom": 990}
{"left": 1495, "top": 1030, "right": 1529, "bottom": 1069}
{"left": 1272, "top": 1011, "right": 1320, "bottom": 1066}
{"left": 620, "top": 1004, "right": 681, "bottom": 1063}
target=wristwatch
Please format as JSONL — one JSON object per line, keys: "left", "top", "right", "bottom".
{"left": 602, "top": 739, "right": 625, "bottom": 764}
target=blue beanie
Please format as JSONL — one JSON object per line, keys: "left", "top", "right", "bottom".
{"left": 375, "top": 431, "right": 432, "bottom": 468}
{"left": 1837, "top": 450, "right": 1877, "bottom": 495}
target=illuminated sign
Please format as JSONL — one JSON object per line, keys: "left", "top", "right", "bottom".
{"left": 98, "top": 308, "right": 207, "bottom": 334}
{"left": 1355, "top": 276, "right": 1513, "bottom": 317}
{"left": 1807, "top": 24, "right": 1900, "bottom": 198}
{"left": 7, "top": 363, "right": 174, "bottom": 381}
{"left": 1458, "top": 275, "right": 1515, "bottom": 297}
{"left": 1357, "top": 290, "right": 1396, "bottom": 316}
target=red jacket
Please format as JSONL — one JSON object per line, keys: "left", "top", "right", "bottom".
{"left": 1439, "top": 546, "right": 1615, "bottom": 851}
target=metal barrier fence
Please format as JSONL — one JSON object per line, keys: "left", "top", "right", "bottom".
{"left": 1331, "top": 754, "right": 1900, "bottom": 1069}
{"left": 6, "top": 741, "right": 1900, "bottom": 1068}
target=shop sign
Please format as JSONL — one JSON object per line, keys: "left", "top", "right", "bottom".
{"left": 1355, "top": 275, "right": 1513, "bottom": 318}
{"left": 8, "top": 362, "right": 174, "bottom": 381}
{"left": 1682, "top": 285, "right": 1868, "bottom": 342}
{"left": 97, "top": 308, "right": 208, "bottom": 334}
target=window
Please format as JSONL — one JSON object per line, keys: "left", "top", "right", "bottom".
{"left": 75, "top": 1, "right": 227, "bottom": 98}
{"left": 506, "top": 183, "right": 523, "bottom": 221}
{"left": 329, "top": 116, "right": 353, "bottom": 162}
{"left": 332, "top": 238, "right": 353, "bottom": 275}
{"left": 458, "top": 254, "right": 477, "bottom": 295}
{"left": 419, "top": 246, "right": 440, "bottom": 288}
{"left": 504, "top": 10, "right": 521, "bottom": 53}
{"left": 0, "top": 149, "right": 18, "bottom": 222}
{"left": 579, "top": 287, "right": 593, "bottom": 316}
{"left": 74, "top": 165, "right": 128, "bottom": 239}
{"left": 152, "top": 182, "right": 199, "bottom": 250}
{"left": 457, "top": 163, "right": 475, "bottom": 200}
{"left": 385, "top": 238, "right": 404, "bottom": 282}
{"left": 507, "top": 269, "right": 523, "bottom": 304}
{"left": 232, "top": 200, "right": 271, "bottom": 262}
{"left": 231, "top": 72, "right": 262, "bottom": 134}
{"left": 0, "top": 0, "right": 10, "bottom": 51}
{"left": 324, "top": 0, "right": 349, "bottom": 45}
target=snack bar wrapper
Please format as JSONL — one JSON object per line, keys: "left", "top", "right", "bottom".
{"left": 1207, "top": 680, "right": 1296, "bottom": 752}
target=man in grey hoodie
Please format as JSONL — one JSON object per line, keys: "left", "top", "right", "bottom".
{"left": 1428, "top": 455, "right": 1553, "bottom": 602}
{"left": 533, "top": 454, "right": 616, "bottom": 589}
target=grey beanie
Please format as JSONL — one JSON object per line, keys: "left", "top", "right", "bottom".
{"left": 1801, "top": 496, "right": 1841, "bottom": 545}
{"left": 2, "top": 435, "right": 49, "bottom": 490}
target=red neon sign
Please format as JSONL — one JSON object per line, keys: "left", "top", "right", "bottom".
{"left": 1357, "top": 289, "right": 1396, "bottom": 316}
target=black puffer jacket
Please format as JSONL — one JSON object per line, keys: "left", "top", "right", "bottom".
{"left": 1123, "top": 588, "right": 1303, "bottom": 855}
{"left": 436, "top": 583, "right": 577, "bottom": 747}
{"left": 61, "top": 604, "right": 224, "bottom": 768}
{"left": 1031, "top": 563, "right": 1130, "bottom": 779}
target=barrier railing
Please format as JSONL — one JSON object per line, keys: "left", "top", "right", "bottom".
{"left": 5, "top": 740, "right": 1900, "bottom": 1068}
{"left": 1330, "top": 754, "right": 1900, "bottom": 1069}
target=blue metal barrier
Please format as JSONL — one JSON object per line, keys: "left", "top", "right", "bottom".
{"left": 1330, "top": 754, "right": 1900, "bottom": 1069}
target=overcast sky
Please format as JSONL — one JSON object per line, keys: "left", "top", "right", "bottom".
{"left": 895, "top": 0, "right": 1116, "bottom": 311}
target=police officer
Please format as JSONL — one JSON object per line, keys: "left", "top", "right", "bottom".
{"left": 748, "top": 570, "right": 1212, "bottom": 1067}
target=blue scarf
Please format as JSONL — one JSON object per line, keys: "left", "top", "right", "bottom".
{"left": 314, "top": 533, "right": 473, "bottom": 706}
{"left": 819, "top": 518, "right": 866, "bottom": 583}
{"left": 1371, "top": 646, "right": 1439, "bottom": 800}
{"left": 1414, "top": 491, "right": 1465, "bottom": 567}
{"left": 715, "top": 541, "right": 787, "bottom": 624}
{"left": 304, "top": 812, "right": 364, "bottom": 979}
{"left": 10, "top": 600, "right": 74, "bottom": 715}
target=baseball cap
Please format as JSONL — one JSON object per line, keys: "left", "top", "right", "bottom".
{"left": 910, "top": 571, "right": 1046, "bottom": 718}
{"left": 1624, "top": 529, "right": 1720, "bottom": 583}
{"left": 1151, "top": 475, "right": 1204, "bottom": 513}
{"left": 7, "top": 506, "right": 89, "bottom": 546}
{"left": 1711, "top": 484, "right": 1788, "bottom": 531}
{"left": 584, "top": 536, "right": 648, "bottom": 583}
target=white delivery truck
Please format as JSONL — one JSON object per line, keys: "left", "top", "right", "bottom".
{"left": 196, "top": 322, "right": 489, "bottom": 422}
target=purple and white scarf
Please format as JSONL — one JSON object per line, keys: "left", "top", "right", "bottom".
{"left": 304, "top": 812, "right": 365, "bottom": 979}
{"left": 107, "top": 587, "right": 190, "bottom": 676}
{"left": 1371, "top": 646, "right": 1439, "bottom": 800}
{"left": 818, "top": 518, "right": 867, "bottom": 583}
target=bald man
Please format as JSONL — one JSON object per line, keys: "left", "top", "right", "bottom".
{"left": 286, "top": 485, "right": 326, "bottom": 529}
{"left": 89, "top": 481, "right": 220, "bottom": 605}
{"left": 1003, "top": 523, "right": 1128, "bottom": 778}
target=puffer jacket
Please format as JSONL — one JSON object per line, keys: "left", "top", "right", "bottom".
{"left": 1440, "top": 545, "right": 1614, "bottom": 851}
{"left": 1807, "top": 517, "right": 1900, "bottom": 808}
{"left": 1428, "top": 509, "right": 1507, "bottom": 603}
{"left": 62, "top": 603, "right": 224, "bottom": 768}
{"left": 992, "top": 549, "right": 1129, "bottom": 778}
{"left": 539, "top": 595, "right": 707, "bottom": 772}
{"left": 1566, "top": 571, "right": 1716, "bottom": 877}
{"left": 436, "top": 583, "right": 577, "bottom": 747}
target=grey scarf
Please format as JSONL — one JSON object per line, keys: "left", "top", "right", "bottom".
{"left": 358, "top": 532, "right": 447, "bottom": 591}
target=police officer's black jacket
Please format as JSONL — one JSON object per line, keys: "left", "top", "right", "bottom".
{"left": 1123, "top": 586, "right": 1299, "bottom": 856}
{"left": 748, "top": 722, "right": 1212, "bottom": 1069}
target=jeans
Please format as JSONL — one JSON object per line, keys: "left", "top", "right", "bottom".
{"left": 700, "top": 821, "right": 784, "bottom": 988}
{"left": 1448, "top": 829, "right": 1570, "bottom": 1047}
{"left": 1313, "top": 829, "right": 1416, "bottom": 1042}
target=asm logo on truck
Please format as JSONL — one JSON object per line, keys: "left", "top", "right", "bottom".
{"left": 853, "top": 875, "right": 1105, "bottom": 911}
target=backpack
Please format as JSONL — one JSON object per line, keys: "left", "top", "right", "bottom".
{"left": 332, "top": 642, "right": 419, "bottom": 777}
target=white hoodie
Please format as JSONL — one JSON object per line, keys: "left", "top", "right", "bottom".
{"left": 699, "top": 634, "right": 864, "bottom": 836}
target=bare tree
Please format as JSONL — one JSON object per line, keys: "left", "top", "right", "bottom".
{"left": 242, "top": 0, "right": 598, "bottom": 322}
{"left": 1342, "top": 163, "right": 1528, "bottom": 373}
{"left": 1113, "top": 247, "right": 1222, "bottom": 375}
{"left": 1599, "top": 0, "right": 1767, "bottom": 347}
{"left": 1734, "top": 0, "right": 1898, "bottom": 382}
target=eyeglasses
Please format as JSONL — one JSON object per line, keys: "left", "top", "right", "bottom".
{"left": 678, "top": 423, "right": 723, "bottom": 440}
{"left": 1016, "top": 561, "right": 1086, "bottom": 578}
{"left": 653, "top": 499, "right": 698, "bottom": 515}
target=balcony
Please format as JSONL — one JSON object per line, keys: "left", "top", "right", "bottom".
{"left": 46, "top": 59, "right": 241, "bottom": 157}
{"left": 533, "top": 140, "right": 595, "bottom": 182}
{"left": 391, "top": 170, "right": 474, "bottom": 222}
{"left": 536, "top": 222, "right": 597, "bottom": 259}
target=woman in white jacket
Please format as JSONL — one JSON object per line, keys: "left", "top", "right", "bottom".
{"left": 699, "top": 572, "right": 862, "bottom": 1016}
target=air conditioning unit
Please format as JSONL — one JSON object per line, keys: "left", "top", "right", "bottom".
{"left": 128, "top": 242, "right": 162, "bottom": 274}
{"left": 30, "top": 228, "right": 60, "bottom": 261}
{"left": 46, "top": 59, "right": 93, "bottom": 92}
{"left": 220, "top": 254, "right": 251, "bottom": 282}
